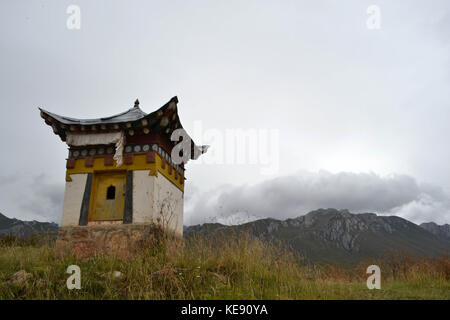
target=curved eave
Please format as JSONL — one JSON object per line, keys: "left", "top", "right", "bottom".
{"left": 39, "top": 96, "right": 207, "bottom": 159}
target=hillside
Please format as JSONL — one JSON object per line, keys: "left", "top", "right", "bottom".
{"left": 420, "top": 222, "right": 450, "bottom": 243}
{"left": 185, "top": 209, "right": 450, "bottom": 264}
{"left": 2, "top": 208, "right": 449, "bottom": 265}
{"left": 0, "top": 212, "right": 58, "bottom": 237}
{"left": 0, "top": 209, "right": 449, "bottom": 299}
{"left": 1, "top": 232, "right": 449, "bottom": 299}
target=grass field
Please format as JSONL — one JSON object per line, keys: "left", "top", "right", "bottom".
{"left": 0, "top": 233, "right": 448, "bottom": 299}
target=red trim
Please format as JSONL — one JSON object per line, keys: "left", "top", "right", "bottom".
{"left": 146, "top": 152, "right": 155, "bottom": 163}
{"left": 124, "top": 154, "right": 133, "bottom": 165}
{"left": 85, "top": 157, "right": 94, "bottom": 167}
{"left": 104, "top": 154, "right": 114, "bottom": 166}
{"left": 66, "top": 158, "right": 75, "bottom": 169}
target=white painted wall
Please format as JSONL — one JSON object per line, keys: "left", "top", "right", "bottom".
{"left": 132, "top": 170, "right": 155, "bottom": 224}
{"left": 61, "top": 171, "right": 183, "bottom": 235}
{"left": 153, "top": 173, "right": 184, "bottom": 236}
{"left": 132, "top": 170, "right": 184, "bottom": 236}
{"left": 61, "top": 173, "right": 88, "bottom": 227}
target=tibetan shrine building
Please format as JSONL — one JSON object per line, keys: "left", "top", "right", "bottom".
{"left": 40, "top": 96, "right": 206, "bottom": 256}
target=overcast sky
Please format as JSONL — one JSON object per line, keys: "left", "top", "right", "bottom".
{"left": 0, "top": 1, "right": 449, "bottom": 225}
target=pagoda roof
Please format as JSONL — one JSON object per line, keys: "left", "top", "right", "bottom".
{"left": 39, "top": 96, "right": 207, "bottom": 159}
{"left": 40, "top": 102, "right": 148, "bottom": 125}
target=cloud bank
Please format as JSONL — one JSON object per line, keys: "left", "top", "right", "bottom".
{"left": 0, "top": 173, "right": 64, "bottom": 223}
{"left": 1, "top": 170, "right": 449, "bottom": 227}
{"left": 184, "top": 171, "right": 450, "bottom": 226}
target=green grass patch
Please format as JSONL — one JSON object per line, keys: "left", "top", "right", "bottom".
{"left": 0, "top": 234, "right": 448, "bottom": 299}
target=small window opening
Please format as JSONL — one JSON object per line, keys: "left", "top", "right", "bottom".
{"left": 106, "top": 185, "right": 116, "bottom": 200}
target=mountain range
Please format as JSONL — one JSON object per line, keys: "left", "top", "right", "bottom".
{"left": 2, "top": 209, "right": 449, "bottom": 265}
{"left": 0, "top": 212, "right": 58, "bottom": 237}
{"left": 184, "top": 208, "right": 450, "bottom": 264}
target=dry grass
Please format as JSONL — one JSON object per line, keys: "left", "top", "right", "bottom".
{"left": 0, "top": 233, "right": 448, "bottom": 299}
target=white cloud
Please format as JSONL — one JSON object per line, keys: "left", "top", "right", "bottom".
{"left": 0, "top": 173, "right": 64, "bottom": 223}
{"left": 2, "top": 169, "right": 449, "bottom": 227}
{"left": 185, "top": 170, "right": 450, "bottom": 226}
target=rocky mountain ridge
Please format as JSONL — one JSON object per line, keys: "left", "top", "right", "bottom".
{"left": 185, "top": 209, "right": 450, "bottom": 264}
{"left": 0, "top": 212, "right": 58, "bottom": 237}
{"left": 420, "top": 222, "right": 450, "bottom": 242}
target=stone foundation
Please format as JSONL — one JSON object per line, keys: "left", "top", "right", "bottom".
{"left": 56, "top": 224, "right": 182, "bottom": 258}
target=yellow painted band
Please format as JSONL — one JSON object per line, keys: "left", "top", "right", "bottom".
{"left": 66, "top": 153, "right": 184, "bottom": 191}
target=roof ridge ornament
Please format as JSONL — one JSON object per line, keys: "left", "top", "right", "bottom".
{"left": 134, "top": 99, "right": 140, "bottom": 108}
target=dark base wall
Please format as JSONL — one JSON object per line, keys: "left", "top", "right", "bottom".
{"left": 56, "top": 224, "right": 182, "bottom": 258}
